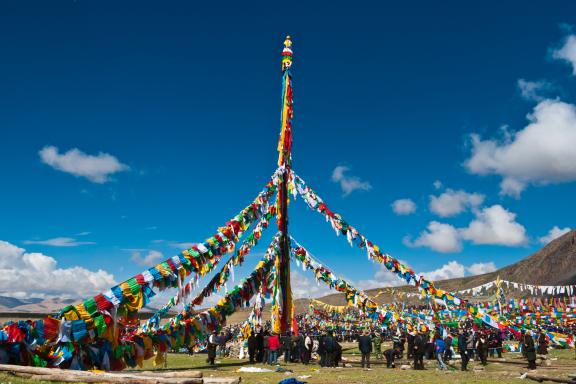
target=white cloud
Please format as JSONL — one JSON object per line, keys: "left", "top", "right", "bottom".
{"left": 291, "top": 270, "right": 332, "bottom": 299}
{"left": 465, "top": 100, "right": 576, "bottom": 197}
{"left": 553, "top": 34, "right": 576, "bottom": 74}
{"left": 131, "top": 250, "right": 164, "bottom": 266}
{"left": 0, "top": 240, "right": 115, "bottom": 299}
{"left": 517, "top": 79, "right": 554, "bottom": 102}
{"left": 460, "top": 205, "right": 527, "bottom": 246}
{"left": 466, "top": 262, "right": 497, "bottom": 275}
{"left": 433, "top": 180, "right": 443, "bottom": 190}
{"left": 391, "top": 199, "right": 416, "bottom": 215}
{"left": 404, "top": 221, "right": 462, "bottom": 253}
{"left": 539, "top": 226, "right": 571, "bottom": 244}
{"left": 24, "top": 237, "right": 95, "bottom": 247}
{"left": 356, "top": 260, "right": 498, "bottom": 289}
{"left": 429, "top": 189, "right": 485, "bottom": 217}
{"left": 331, "top": 166, "right": 372, "bottom": 196}
{"left": 39, "top": 146, "right": 129, "bottom": 183}
{"left": 423, "top": 261, "right": 466, "bottom": 281}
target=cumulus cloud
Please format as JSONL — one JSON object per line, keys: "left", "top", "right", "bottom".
{"left": 0, "top": 240, "right": 115, "bottom": 299}
{"left": 539, "top": 226, "right": 571, "bottom": 244}
{"left": 429, "top": 189, "right": 484, "bottom": 217}
{"left": 24, "top": 237, "right": 95, "bottom": 247}
{"left": 391, "top": 199, "right": 417, "bottom": 215}
{"left": 517, "top": 79, "right": 554, "bottom": 102}
{"left": 423, "top": 261, "right": 466, "bottom": 281}
{"left": 467, "top": 262, "right": 497, "bottom": 275}
{"left": 553, "top": 34, "right": 576, "bottom": 74}
{"left": 40, "top": 146, "right": 129, "bottom": 183}
{"left": 460, "top": 205, "right": 528, "bottom": 246}
{"left": 331, "top": 166, "right": 372, "bottom": 196}
{"left": 404, "top": 221, "right": 462, "bottom": 253}
{"left": 465, "top": 100, "right": 576, "bottom": 197}
{"left": 405, "top": 205, "right": 527, "bottom": 252}
{"left": 131, "top": 250, "right": 164, "bottom": 266}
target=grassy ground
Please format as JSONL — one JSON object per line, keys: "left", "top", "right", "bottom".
{"left": 134, "top": 342, "right": 576, "bottom": 384}
{"left": 0, "top": 343, "right": 574, "bottom": 384}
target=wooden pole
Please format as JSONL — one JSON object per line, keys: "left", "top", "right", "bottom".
{"left": 274, "top": 35, "right": 294, "bottom": 334}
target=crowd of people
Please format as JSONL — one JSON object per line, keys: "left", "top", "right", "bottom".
{"left": 197, "top": 316, "right": 556, "bottom": 372}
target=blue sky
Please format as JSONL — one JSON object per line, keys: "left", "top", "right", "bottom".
{"left": 1, "top": 0, "right": 575, "bottom": 300}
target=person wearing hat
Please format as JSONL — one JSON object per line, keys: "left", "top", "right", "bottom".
{"left": 523, "top": 330, "right": 537, "bottom": 370}
{"left": 413, "top": 328, "right": 426, "bottom": 370}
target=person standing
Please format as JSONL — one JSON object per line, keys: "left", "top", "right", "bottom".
{"left": 262, "top": 331, "right": 270, "bottom": 365}
{"left": 268, "top": 332, "right": 280, "bottom": 365}
{"left": 247, "top": 331, "right": 256, "bottom": 363}
{"left": 303, "top": 333, "right": 312, "bottom": 365}
{"left": 373, "top": 332, "right": 383, "bottom": 360}
{"left": 255, "top": 329, "right": 264, "bottom": 363}
{"left": 281, "top": 332, "right": 292, "bottom": 363}
{"left": 323, "top": 331, "right": 335, "bottom": 367}
{"left": 444, "top": 333, "right": 453, "bottom": 363}
{"left": 523, "top": 330, "right": 537, "bottom": 370}
{"left": 476, "top": 333, "right": 489, "bottom": 366}
{"left": 407, "top": 331, "right": 415, "bottom": 359}
{"left": 458, "top": 329, "right": 469, "bottom": 371}
{"left": 413, "top": 330, "right": 426, "bottom": 370}
{"left": 466, "top": 329, "right": 476, "bottom": 361}
{"left": 434, "top": 334, "right": 447, "bottom": 370}
{"left": 207, "top": 331, "right": 218, "bottom": 366}
{"left": 537, "top": 330, "right": 548, "bottom": 356}
{"left": 358, "top": 329, "right": 373, "bottom": 369}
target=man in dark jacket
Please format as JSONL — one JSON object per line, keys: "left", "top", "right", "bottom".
{"left": 407, "top": 332, "right": 415, "bottom": 358}
{"left": 323, "top": 331, "right": 335, "bottom": 367}
{"left": 524, "top": 330, "right": 537, "bottom": 370}
{"left": 413, "top": 330, "right": 426, "bottom": 370}
{"left": 281, "top": 332, "right": 292, "bottom": 363}
{"left": 247, "top": 331, "right": 257, "bottom": 363}
{"left": 458, "top": 329, "right": 469, "bottom": 371}
{"left": 358, "top": 330, "right": 373, "bottom": 369}
{"left": 255, "top": 329, "right": 264, "bottom": 363}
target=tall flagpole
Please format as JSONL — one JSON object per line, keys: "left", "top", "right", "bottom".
{"left": 273, "top": 36, "right": 294, "bottom": 334}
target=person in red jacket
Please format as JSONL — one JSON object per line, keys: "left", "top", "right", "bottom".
{"left": 268, "top": 333, "right": 280, "bottom": 365}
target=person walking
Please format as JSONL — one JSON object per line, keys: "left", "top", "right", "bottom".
{"left": 444, "top": 333, "right": 453, "bottom": 362}
{"left": 358, "top": 329, "right": 373, "bottom": 369}
{"left": 458, "top": 330, "right": 469, "bottom": 371}
{"left": 523, "top": 330, "right": 537, "bottom": 370}
{"left": 434, "top": 334, "right": 447, "bottom": 370}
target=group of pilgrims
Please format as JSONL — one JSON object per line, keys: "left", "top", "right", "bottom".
{"left": 196, "top": 311, "right": 564, "bottom": 372}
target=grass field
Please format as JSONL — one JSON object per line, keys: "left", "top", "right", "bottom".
{"left": 0, "top": 343, "right": 574, "bottom": 384}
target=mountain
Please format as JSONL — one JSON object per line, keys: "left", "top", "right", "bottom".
{"left": 314, "top": 229, "right": 576, "bottom": 307}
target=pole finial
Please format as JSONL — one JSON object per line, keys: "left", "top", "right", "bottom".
{"left": 282, "top": 35, "right": 293, "bottom": 71}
